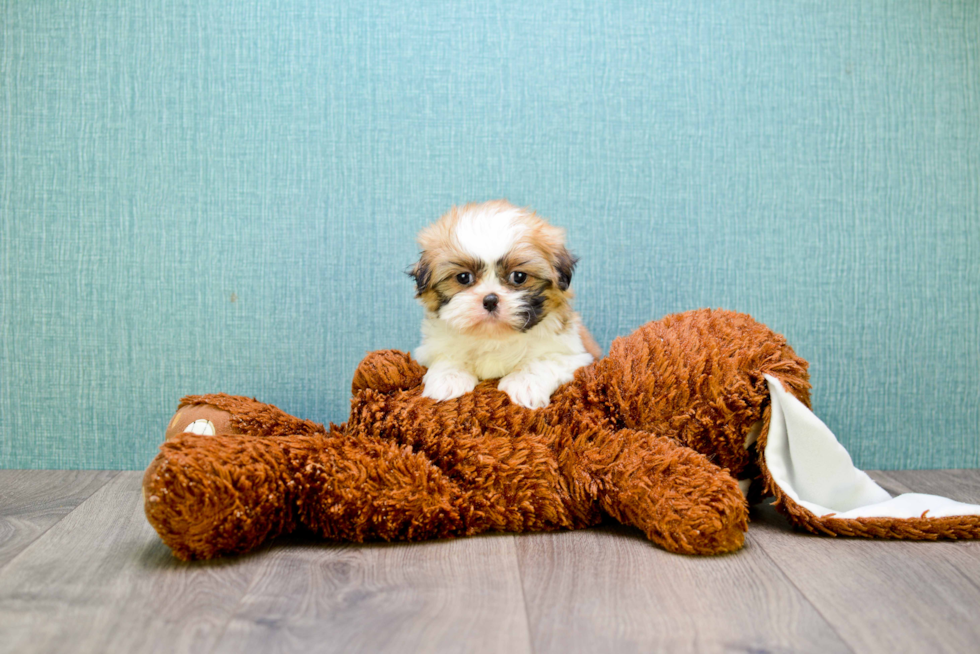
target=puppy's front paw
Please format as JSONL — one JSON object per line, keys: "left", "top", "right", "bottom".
{"left": 422, "top": 366, "right": 478, "bottom": 402}
{"left": 498, "top": 370, "right": 555, "bottom": 409}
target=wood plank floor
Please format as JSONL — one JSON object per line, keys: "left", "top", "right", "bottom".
{"left": 0, "top": 469, "right": 978, "bottom": 654}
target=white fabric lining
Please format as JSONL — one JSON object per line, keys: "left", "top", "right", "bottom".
{"left": 763, "top": 375, "right": 980, "bottom": 520}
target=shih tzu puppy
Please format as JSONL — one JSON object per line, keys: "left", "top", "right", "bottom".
{"left": 410, "top": 200, "right": 601, "bottom": 409}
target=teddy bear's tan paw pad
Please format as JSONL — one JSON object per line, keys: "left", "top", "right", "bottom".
{"left": 184, "top": 419, "right": 215, "bottom": 436}
{"left": 165, "top": 405, "right": 238, "bottom": 440}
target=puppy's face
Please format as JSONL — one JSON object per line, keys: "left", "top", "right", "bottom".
{"left": 411, "top": 201, "right": 577, "bottom": 337}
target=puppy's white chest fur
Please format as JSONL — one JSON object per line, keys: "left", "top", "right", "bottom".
{"left": 416, "top": 312, "right": 587, "bottom": 380}
{"left": 416, "top": 312, "right": 594, "bottom": 409}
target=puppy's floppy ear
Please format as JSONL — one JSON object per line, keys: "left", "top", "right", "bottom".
{"left": 533, "top": 219, "right": 578, "bottom": 291}
{"left": 408, "top": 256, "right": 431, "bottom": 295}
{"left": 554, "top": 247, "right": 578, "bottom": 291}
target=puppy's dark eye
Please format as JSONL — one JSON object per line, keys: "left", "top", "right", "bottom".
{"left": 509, "top": 271, "right": 528, "bottom": 285}
{"left": 455, "top": 272, "right": 473, "bottom": 285}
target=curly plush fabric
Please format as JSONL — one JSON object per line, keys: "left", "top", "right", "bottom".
{"left": 143, "top": 309, "right": 979, "bottom": 561}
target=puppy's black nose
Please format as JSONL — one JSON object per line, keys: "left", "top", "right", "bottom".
{"left": 483, "top": 294, "right": 499, "bottom": 312}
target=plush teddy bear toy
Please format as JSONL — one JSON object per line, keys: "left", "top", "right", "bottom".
{"left": 143, "top": 309, "right": 980, "bottom": 561}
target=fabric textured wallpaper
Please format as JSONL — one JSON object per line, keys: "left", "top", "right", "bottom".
{"left": 2, "top": 1, "right": 978, "bottom": 470}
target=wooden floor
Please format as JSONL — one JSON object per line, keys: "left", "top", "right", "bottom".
{"left": 0, "top": 470, "right": 978, "bottom": 653}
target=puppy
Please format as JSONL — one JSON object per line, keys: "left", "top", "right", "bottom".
{"left": 410, "top": 200, "right": 601, "bottom": 409}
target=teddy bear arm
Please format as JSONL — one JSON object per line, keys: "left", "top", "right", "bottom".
{"left": 569, "top": 428, "right": 748, "bottom": 555}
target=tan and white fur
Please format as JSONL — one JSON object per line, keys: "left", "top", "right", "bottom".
{"left": 410, "top": 201, "right": 601, "bottom": 409}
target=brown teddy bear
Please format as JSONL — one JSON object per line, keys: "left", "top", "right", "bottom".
{"left": 143, "top": 309, "right": 980, "bottom": 561}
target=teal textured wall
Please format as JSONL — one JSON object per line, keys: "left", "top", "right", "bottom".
{"left": 2, "top": 1, "right": 978, "bottom": 470}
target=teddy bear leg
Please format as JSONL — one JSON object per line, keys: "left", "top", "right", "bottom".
{"left": 148, "top": 405, "right": 472, "bottom": 559}
{"left": 296, "top": 433, "right": 469, "bottom": 543}
{"left": 144, "top": 429, "right": 470, "bottom": 560}
{"left": 568, "top": 428, "right": 748, "bottom": 555}
{"left": 147, "top": 394, "right": 333, "bottom": 560}
{"left": 144, "top": 431, "right": 303, "bottom": 560}
{"left": 169, "top": 393, "right": 326, "bottom": 440}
